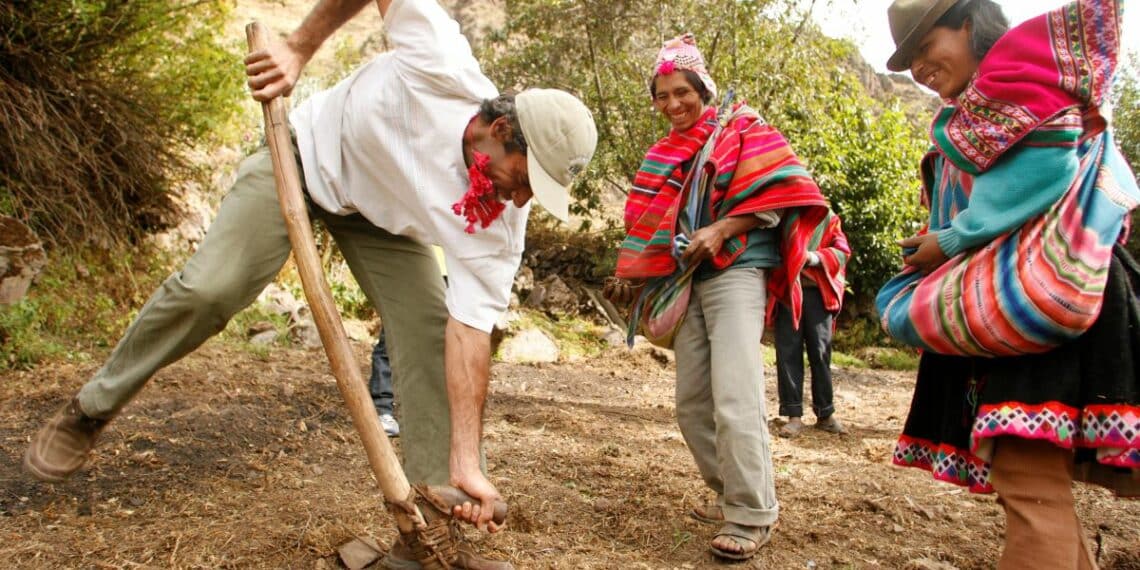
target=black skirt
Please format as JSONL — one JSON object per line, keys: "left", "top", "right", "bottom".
{"left": 893, "top": 246, "right": 1140, "bottom": 497}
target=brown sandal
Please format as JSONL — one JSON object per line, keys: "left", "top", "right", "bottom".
{"left": 688, "top": 503, "right": 725, "bottom": 524}
{"left": 382, "top": 484, "right": 513, "bottom": 570}
{"left": 709, "top": 522, "right": 776, "bottom": 561}
{"left": 383, "top": 533, "right": 515, "bottom": 570}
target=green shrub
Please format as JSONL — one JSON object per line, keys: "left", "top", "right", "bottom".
{"left": 0, "top": 0, "right": 243, "bottom": 248}
{"left": 0, "top": 245, "right": 176, "bottom": 370}
{"left": 329, "top": 271, "right": 375, "bottom": 320}
{"left": 515, "top": 310, "right": 609, "bottom": 360}
{"left": 1114, "top": 62, "right": 1139, "bottom": 174}
{"left": 1112, "top": 63, "right": 1140, "bottom": 258}
{"left": 0, "top": 300, "right": 66, "bottom": 369}
{"left": 222, "top": 302, "right": 292, "bottom": 356}
{"left": 853, "top": 346, "right": 920, "bottom": 371}
{"left": 831, "top": 351, "right": 867, "bottom": 369}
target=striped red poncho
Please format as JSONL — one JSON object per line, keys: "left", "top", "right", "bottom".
{"left": 617, "top": 105, "right": 830, "bottom": 327}
{"left": 795, "top": 208, "right": 850, "bottom": 315}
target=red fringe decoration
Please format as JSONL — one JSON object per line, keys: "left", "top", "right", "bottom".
{"left": 451, "top": 150, "right": 506, "bottom": 234}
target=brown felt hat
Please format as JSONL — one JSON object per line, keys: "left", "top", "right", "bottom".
{"left": 886, "top": 0, "right": 961, "bottom": 72}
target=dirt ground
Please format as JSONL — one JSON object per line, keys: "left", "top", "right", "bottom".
{"left": 1, "top": 339, "right": 1138, "bottom": 569}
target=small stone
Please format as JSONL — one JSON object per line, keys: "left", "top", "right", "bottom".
{"left": 904, "top": 558, "right": 960, "bottom": 570}
{"left": 337, "top": 537, "right": 382, "bottom": 570}
{"left": 250, "top": 329, "right": 279, "bottom": 346}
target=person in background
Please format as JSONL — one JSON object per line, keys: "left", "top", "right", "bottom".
{"left": 775, "top": 209, "right": 850, "bottom": 438}
{"left": 877, "top": 0, "right": 1139, "bottom": 567}
{"left": 369, "top": 329, "right": 400, "bottom": 437}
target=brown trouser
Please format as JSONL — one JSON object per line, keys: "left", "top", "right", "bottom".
{"left": 990, "top": 437, "right": 1098, "bottom": 570}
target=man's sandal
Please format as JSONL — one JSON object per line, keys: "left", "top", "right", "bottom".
{"left": 688, "top": 503, "right": 725, "bottom": 524}
{"left": 382, "top": 535, "right": 513, "bottom": 570}
{"left": 709, "top": 522, "right": 777, "bottom": 561}
{"left": 382, "top": 484, "right": 513, "bottom": 570}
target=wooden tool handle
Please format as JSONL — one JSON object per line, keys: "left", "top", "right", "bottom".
{"left": 246, "top": 19, "right": 416, "bottom": 527}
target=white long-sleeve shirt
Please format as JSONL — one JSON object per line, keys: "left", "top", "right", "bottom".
{"left": 290, "top": 0, "right": 527, "bottom": 331}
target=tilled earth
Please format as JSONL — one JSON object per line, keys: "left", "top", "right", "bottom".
{"left": 2, "top": 341, "right": 1138, "bottom": 569}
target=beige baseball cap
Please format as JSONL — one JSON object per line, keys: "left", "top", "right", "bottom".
{"left": 516, "top": 89, "right": 598, "bottom": 222}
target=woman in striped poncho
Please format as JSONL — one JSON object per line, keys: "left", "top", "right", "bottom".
{"left": 877, "top": 0, "right": 1139, "bottom": 566}
{"left": 604, "top": 33, "right": 830, "bottom": 561}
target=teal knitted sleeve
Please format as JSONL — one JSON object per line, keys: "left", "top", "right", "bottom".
{"left": 937, "top": 144, "right": 1077, "bottom": 258}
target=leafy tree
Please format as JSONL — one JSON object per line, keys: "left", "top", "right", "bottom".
{"left": 481, "top": 0, "right": 926, "bottom": 306}
{"left": 1114, "top": 65, "right": 1139, "bottom": 173}
{"left": 0, "top": 0, "right": 243, "bottom": 248}
{"left": 1112, "top": 61, "right": 1140, "bottom": 257}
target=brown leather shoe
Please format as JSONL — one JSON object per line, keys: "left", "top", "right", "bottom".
{"left": 778, "top": 417, "right": 806, "bottom": 438}
{"left": 382, "top": 532, "right": 514, "bottom": 570}
{"left": 814, "top": 415, "right": 846, "bottom": 434}
{"left": 23, "top": 398, "right": 110, "bottom": 482}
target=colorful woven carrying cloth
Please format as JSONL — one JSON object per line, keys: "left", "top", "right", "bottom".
{"left": 793, "top": 209, "right": 850, "bottom": 315}
{"left": 875, "top": 0, "right": 1140, "bottom": 357}
{"left": 618, "top": 104, "right": 829, "bottom": 332}
{"left": 622, "top": 100, "right": 725, "bottom": 348}
{"left": 892, "top": 246, "right": 1140, "bottom": 496}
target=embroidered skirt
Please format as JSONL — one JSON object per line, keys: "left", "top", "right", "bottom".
{"left": 893, "top": 246, "right": 1140, "bottom": 496}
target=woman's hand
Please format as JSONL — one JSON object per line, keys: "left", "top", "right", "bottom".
{"left": 899, "top": 232, "right": 948, "bottom": 274}
{"left": 603, "top": 277, "right": 645, "bottom": 306}
{"left": 680, "top": 215, "right": 762, "bottom": 265}
{"left": 681, "top": 226, "right": 726, "bottom": 265}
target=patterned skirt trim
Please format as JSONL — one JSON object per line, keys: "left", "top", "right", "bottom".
{"left": 894, "top": 400, "right": 1140, "bottom": 493}
{"left": 893, "top": 434, "right": 992, "bottom": 493}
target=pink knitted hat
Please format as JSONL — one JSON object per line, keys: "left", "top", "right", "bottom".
{"left": 652, "top": 33, "right": 718, "bottom": 99}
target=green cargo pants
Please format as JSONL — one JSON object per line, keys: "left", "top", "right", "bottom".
{"left": 76, "top": 145, "right": 452, "bottom": 485}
